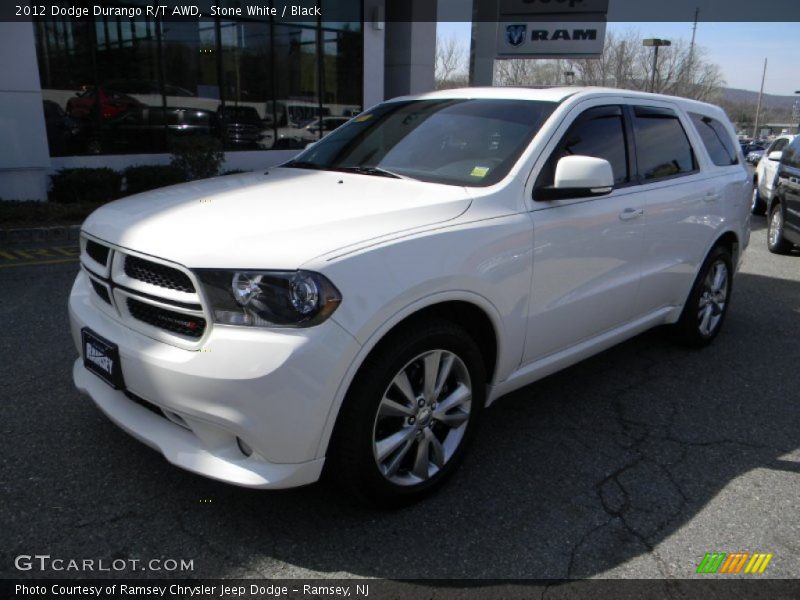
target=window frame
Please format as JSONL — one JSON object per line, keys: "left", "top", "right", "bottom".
{"left": 627, "top": 105, "right": 700, "bottom": 185}
{"left": 533, "top": 104, "right": 635, "bottom": 198}
{"left": 688, "top": 111, "right": 740, "bottom": 168}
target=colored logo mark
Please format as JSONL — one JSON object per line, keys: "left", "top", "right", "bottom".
{"left": 696, "top": 552, "right": 773, "bottom": 574}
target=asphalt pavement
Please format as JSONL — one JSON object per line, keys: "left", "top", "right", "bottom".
{"left": 1, "top": 215, "right": 798, "bottom": 580}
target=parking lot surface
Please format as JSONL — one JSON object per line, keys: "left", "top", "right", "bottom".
{"left": 1, "top": 216, "right": 798, "bottom": 580}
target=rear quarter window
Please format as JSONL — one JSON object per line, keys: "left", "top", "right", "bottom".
{"left": 689, "top": 112, "right": 739, "bottom": 166}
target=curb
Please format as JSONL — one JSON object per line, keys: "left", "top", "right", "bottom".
{"left": 0, "top": 225, "right": 81, "bottom": 247}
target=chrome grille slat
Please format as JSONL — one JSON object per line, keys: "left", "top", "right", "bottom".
{"left": 80, "top": 235, "right": 209, "bottom": 347}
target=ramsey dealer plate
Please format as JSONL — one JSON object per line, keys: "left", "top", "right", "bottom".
{"left": 81, "top": 328, "right": 125, "bottom": 389}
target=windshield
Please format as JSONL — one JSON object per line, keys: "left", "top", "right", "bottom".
{"left": 284, "top": 98, "right": 558, "bottom": 187}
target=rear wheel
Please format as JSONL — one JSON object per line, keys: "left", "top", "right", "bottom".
{"left": 326, "top": 319, "right": 485, "bottom": 506}
{"left": 767, "top": 203, "right": 794, "bottom": 254}
{"left": 672, "top": 245, "right": 733, "bottom": 347}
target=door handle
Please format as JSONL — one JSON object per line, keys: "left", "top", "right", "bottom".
{"left": 703, "top": 192, "right": 721, "bottom": 202}
{"left": 619, "top": 207, "right": 644, "bottom": 221}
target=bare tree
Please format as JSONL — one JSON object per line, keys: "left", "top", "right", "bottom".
{"left": 494, "top": 30, "right": 725, "bottom": 102}
{"left": 435, "top": 34, "right": 469, "bottom": 90}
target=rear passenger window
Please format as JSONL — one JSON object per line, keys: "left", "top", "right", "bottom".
{"left": 537, "top": 105, "right": 629, "bottom": 188}
{"left": 632, "top": 106, "right": 697, "bottom": 180}
{"left": 689, "top": 113, "right": 739, "bottom": 166}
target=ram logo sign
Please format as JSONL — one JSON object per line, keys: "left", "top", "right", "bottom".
{"left": 505, "top": 24, "right": 528, "bottom": 47}
{"left": 496, "top": 21, "right": 606, "bottom": 58}
{"left": 696, "top": 552, "right": 774, "bottom": 575}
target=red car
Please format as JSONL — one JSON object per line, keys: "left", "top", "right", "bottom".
{"left": 66, "top": 87, "right": 142, "bottom": 120}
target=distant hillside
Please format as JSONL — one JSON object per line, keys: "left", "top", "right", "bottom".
{"left": 722, "top": 87, "right": 797, "bottom": 111}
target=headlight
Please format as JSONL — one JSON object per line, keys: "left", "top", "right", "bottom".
{"left": 195, "top": 270, "right": 341, "bottom": 328}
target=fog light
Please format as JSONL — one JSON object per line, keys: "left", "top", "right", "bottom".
{"left": 236, "top": 437, "right": 253, "bottom": 457}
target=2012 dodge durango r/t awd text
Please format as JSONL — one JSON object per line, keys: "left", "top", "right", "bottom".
{"left": 69, "top": 88, "right": 750, "bottom": 504}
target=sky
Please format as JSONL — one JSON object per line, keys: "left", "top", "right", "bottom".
{"left": 436, "top": 21, "right": 799, "bottom": 96}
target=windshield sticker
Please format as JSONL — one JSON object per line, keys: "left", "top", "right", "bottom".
{"left": 354, "top": 114, "right": 373, "bottom": 122}
{"left": 470, "top": 166, "right": 490, "bottom": 178}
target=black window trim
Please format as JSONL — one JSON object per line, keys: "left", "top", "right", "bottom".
{"left": 533, "top": 103, "right": 636, "bottom": 200}
{"left": 688, "top": 111, "right": 740, "bottom": 168}
{"left": 627, "top": 104, "right": 700, "bottom": 185}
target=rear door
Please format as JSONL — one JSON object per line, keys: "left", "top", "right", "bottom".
{"left": 522, "top": 102, "right": 645, "bottom": 363}
{"left": 629, "top": 104, "right": 729, "bottom": 317}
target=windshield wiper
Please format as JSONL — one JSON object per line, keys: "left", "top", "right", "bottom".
{"left": 334, "top": 166, "right": 403, "bottom": 179}
{"left": 283, "top": 160, "right": 324, "bottom": 170}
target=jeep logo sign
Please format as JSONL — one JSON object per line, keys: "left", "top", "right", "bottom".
{"left": 496, "top": 21, "right": 606, "bottom": 57}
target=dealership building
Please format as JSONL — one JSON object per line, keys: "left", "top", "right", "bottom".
{"left": 0, "top": 0, "right": 438, "bottom": 201}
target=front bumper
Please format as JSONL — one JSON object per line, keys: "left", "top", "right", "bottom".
{"left": 69, "top": 270, "right": 360, "bottom": 489}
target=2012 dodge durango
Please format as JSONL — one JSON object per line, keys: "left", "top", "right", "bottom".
{"left": 69, "top": 87, "right": 751, "bottom": 504}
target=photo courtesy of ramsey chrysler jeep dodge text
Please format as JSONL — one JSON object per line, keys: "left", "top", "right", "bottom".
{"left": 69, "top": 87, "right": 750, "bottom": 504}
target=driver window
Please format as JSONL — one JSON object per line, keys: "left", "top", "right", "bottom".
{"left": 536, "top": 105, "right": 629, "bottom": 190}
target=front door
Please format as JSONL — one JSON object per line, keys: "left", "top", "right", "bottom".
{"left": 523, "top": 105, "right": 645, "bottom": 364}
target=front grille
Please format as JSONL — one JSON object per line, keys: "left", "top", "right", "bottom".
{"left": 127, "top": 298, "right": 206, "bottom": 338}
{"left": 90, "top": 278, "right": 111, "bottom": 304}
{"left": 124, "top": 255, "right": 195, "bottom": 293}
{"left": 86, "top": 240, "right": 110, "bottom": 266}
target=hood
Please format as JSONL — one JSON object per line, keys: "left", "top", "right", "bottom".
{"left": 82, "top": 168, "right": 471, "bottom": 269}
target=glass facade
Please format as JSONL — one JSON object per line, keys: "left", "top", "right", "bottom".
{"left": 34, "top": 5, "right": 363, "bottom": 156}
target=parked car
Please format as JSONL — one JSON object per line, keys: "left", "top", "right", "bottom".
{"left": 746, "top": 148, "right": 766, "bottom": 164}
{"left": 766, "top": 134, "right": 800, "bottom": 253}
{"left": 84, "top": 106, "right": 220, "bottom": 154}
{"left": 42, "top": 100, "right": 84, "bottom": 156}
{"left": 218, "top": 105, "right": 266, "bottom": 149}
{"left": 752, "top": 134, "right": 796, "bottom": 215}
{"left": 66, "top": 86, "right": 143, "bottom": 120}
{"left": 69, "top": 88, "right": 750, "bottom": 504}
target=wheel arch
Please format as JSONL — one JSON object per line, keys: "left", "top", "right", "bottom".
{"left": 317, "top": 293, "right": 503, "bottom": 459}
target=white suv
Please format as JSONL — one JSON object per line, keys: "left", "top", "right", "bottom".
{"left": 69, "top": 88, "right": 751, "bottom": 504}
{"left": 752, "top": 134, "right": 796, "bottom": 215}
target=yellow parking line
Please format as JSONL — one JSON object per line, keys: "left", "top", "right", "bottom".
{"left": 0, "top": 257, "right": 78, "bottom": 268}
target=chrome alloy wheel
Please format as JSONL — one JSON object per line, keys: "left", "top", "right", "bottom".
{"left": 697, "top": 260, "right": 729, "bottom": 337}
{"left": 751, "top": 187, "right": 759, "bottom": 212}
{"left": 769, "top": 209, "right": 783, "bottom": 248}
{"left": 372, "top": 350, "right": 472, "bottom": 486}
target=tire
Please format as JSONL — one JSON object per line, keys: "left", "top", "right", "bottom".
{"left": 751, "top": 183, "right": 766, "bottom": 215}
{"left": 672, "top": 245, "right": 733, "bottom": 348}
{"left": 326, "top": 318, "right": 486, "bottom": 506}
{"left": 767, "top": 203, "right": 794, "bottom": 254}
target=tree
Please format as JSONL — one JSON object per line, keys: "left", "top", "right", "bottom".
{"left": 493, "top": 30, "right": 725, "bottom": 102}
{"left": 435, "top": 34, "right": 469, "bottom": 90}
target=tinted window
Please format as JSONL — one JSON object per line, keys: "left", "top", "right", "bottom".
{"left": 537, "top": 106, "right": 629, "bottom": 188}
{"left": 690, "top": 113, "right": 739, "bottom": 166}
{"left": 633, "top": 107, "right": 697, "bottom": 180}
{"left": 770, "top": 138, "right": 790, "bottom": 154}
{"left": 289, "top": 99, "right": 557, "bottom": 187}
{"left": 782, "top": 138, "right": 800, "bottom": 168}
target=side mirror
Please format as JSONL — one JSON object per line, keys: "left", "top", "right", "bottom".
{"left": 768, "top": 151, "right": 783, "bottom": 161}
{"left": 535, "top": 156, "right": 614, "bottom": 201}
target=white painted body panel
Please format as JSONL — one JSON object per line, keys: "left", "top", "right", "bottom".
{"left": 757, "top": 135, "right": 796, "bottom": 201}
{"left": 69, "top": 87, "right": 751, "bottom": 488}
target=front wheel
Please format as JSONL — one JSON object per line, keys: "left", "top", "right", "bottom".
{"left": 326, "top": 319, "right": 485, "bottom": 506}
{"left": 672, "top": 245, "right": 733, "bottom": 348}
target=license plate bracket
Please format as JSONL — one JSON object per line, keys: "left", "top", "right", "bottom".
{"left": 81, "top": 327, "right": 125, "bottom": 389}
